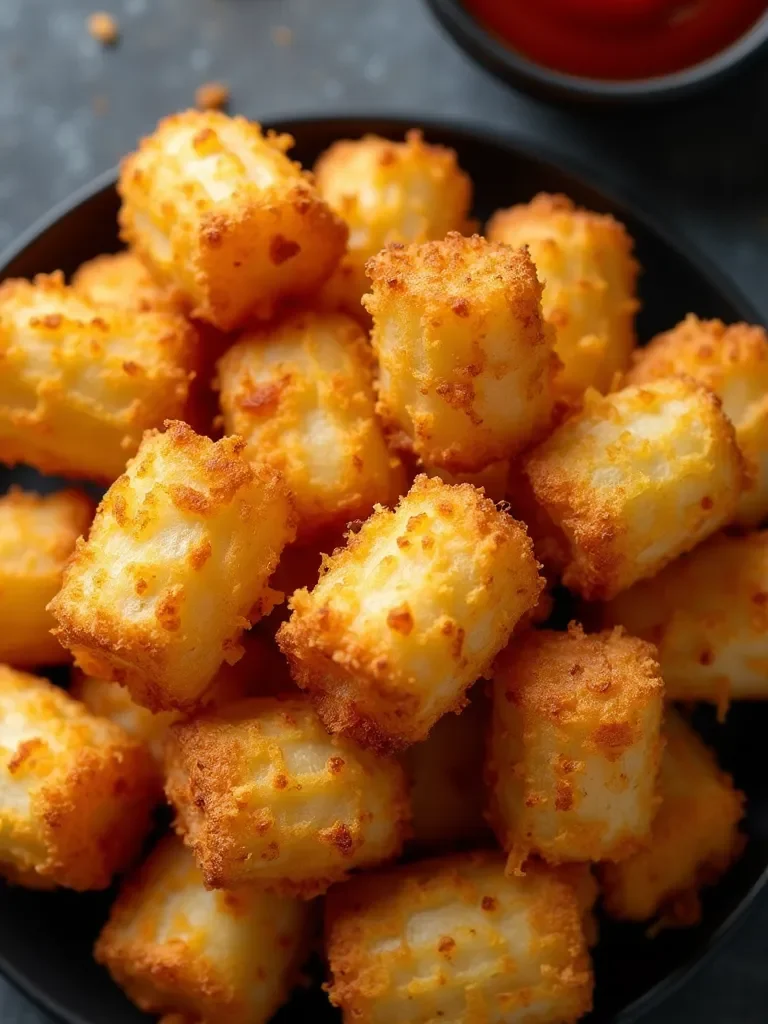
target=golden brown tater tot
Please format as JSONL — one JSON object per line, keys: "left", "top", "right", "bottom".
{"left": 217, "top": 310, "right": 405, "bottom": 540}
{"left": 600, "top": 710, "right": 744, "bottom": 925}
{"left": 0, "top": 665, "right": 156, "bottom": 890}
{"left": 165, "top": 696, "right": 410, "bottom": 895}
{"left": 627, "top": 315, "right": 768, "bottom": 527}
{"left": 365, "top": 234, "right": 559, "bottom": 473}
{"left": 488, "top": 193, "right": 638, "bottom": 401}
{"left": 0, "top": 487, "right": 93, "bottom": 667}
{"left": 0, "top": 272, "right": 197, "bottom": 482}
{"left": 49, "top": 421, "right": 295, "bottom": 712}
{"left": 487, "top": 624, "right": 664, "bottom": 869}
{"left": 278, "top": 475, "right": 543, "bottom": 752}
{"left": 314, "top": 130, "right": 473, "bottom": 321}
{"left": 523, "top": 377, "right": 745, "bottom": 600}
{"left": 95, "top": 835, "right": 311, "bottom": 1024}
{"left": 119, "top": 110, "right": 347, "bottom": 330}
{"left": 325, "top": 850, "right": 594, "bottom": 1024}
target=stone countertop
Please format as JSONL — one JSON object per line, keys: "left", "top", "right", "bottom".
{"left": 2, "top": 1, "right": 768, "bottom": 1021}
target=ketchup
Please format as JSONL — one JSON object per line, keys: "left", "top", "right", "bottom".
{"left": 466, "top": 0, "right": 768, "bottom": 80}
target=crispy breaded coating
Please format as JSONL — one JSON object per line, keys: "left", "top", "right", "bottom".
{"left": 627, "top": 316, "right": 768, "bottom": 526}
{"left": 72, "top": 250, "right": 180, "bottom": 313}
{"left": 365, "top": 235, "right": 558, "bottom": 473}
{"left": 0, "top": 272, "right": 197, "bottom": 481}
{"left": 488, "top": 625, "right": 664, "bottom": 869}
{"left": 95, "top": 835, "right": 311, "bottom": 1024}
{"left": 0, "top": 665, "right": 156, "bottom": 890}
{"left": 118, "top": 110, "right": 347, "bottom": 330}
{"left": 601, "top": 530, "right": 768, "bottom": 710}
{"left": 556, "top": 862, "right": 601, "bottom": 948}
{"left": 314, "top": 131, "right": 473, "bottom": 321}
{"left": 165, "top": 696, "right": 410, "bottom": 895}
{"left": 487, "top": 193, "right": 638, "bottom": 401}
{"left": 523, "top": 377, "right": 745, "bottom": 600}
{"left": 325, "top": 850, "right": 594, "bottom": 1024}
{"left": 217, "top": 310, "right": 405, "bottom": 540}
{"left": 0, "top": 488, "right": 93, "bottom": 667}
{"left": 600, "top": 710, "right": 744, "bottom": 925}
{"left": 49, "top": 421, "right": 295, "bottom": 712}
{"left": 277, "top": 475, "right": 544, "bottom": 752}
{"left": 505, "top": 463, "right": 573, "bottom": 582}
{"left": 403, "top": 687, "right": 492, "bottom": 853}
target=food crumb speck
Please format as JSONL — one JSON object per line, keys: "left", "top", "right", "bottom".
{"left": 271, "top": 24, "right": 294, "bottom": 47}
{"left": 87, "top": 11, "right": 120, "bottom": 45}
{"left": 195, "top": 81, "right": 231, "bottom": 111}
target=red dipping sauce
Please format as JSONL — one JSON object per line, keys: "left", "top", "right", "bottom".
{"left": 466, "top": 0, "right": 768, "bottom": 80}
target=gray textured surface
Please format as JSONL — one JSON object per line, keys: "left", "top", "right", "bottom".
{"left": 2, "top": 1, "right": 768, "bottom": 1021}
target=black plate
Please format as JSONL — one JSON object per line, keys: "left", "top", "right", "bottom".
{"left": 1, "top": 116, "right": 767, "bottom": 1024}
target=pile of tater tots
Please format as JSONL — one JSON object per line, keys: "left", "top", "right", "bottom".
{"left": 1, "top": 109, "right": 763, "bottom": 1023}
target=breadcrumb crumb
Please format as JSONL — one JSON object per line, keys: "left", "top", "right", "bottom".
{"left": 88, "top": 11, "right": 119, "bottom": 46}
{"left": 271, "top": 25, "right": 294, "bottom": 46}
{"left": 195, "top": 81, "right": 230, "bottom": 112}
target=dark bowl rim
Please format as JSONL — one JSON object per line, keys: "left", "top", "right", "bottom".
{"left": 425, "top": 0, "right": 768, "bottom": 102}
{"left": 0, "top": 111, "right": 766, "bottom": 1024}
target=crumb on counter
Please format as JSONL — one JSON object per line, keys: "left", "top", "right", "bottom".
{"left": 91, "top": 94, "right": 109, "bottom": 116}
{"left": 271, "top": 25, "right": 294, "bottom": 47}
{"left": 88, "top": 11, "right": 119, "bottom": 46}
{"left": 195, "top": 81, "right": 230, "bottom": 112}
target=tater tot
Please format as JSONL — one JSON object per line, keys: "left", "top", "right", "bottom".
{"left": 49, "top": 420, "right": 295, "bottom": 712}
{"left": 70, "top": 667, "right": 236, "bottom": 772}
{"left": 165, "top": 696, "right": 410, "bottom": 895}
{"left": 0, "top": 273, "right": 197, "bottom": 481}
{"left": 600, "top": 530, "right": 768, "bottom": 710}
{"left": 325, "top": 850, "right": 594, "bottom": 1024}
{"left": 95, "top": 835, "right": 311, "bottom": 1024}
{"left": 70, "top": 672, "right": 180, "bottom": 773}
{"left": 118, "top": 110, "right": 347, "bottom": 330}
{"left": 627, "top": 316, "right": 768, "bottom": 527}
{"left": 0, "top": 665, "right": 156, "bottom": 890}
{"left": 70, "top": 626, "right": 291, "bottom": 770}
{"left": 217, "top": 310, "right": 405, "bottom": 540}
{"left": 277, "top": 475, "right": 544, "bottom": 752}
{"left": 0, "top": 488, "right": 93, "bottom": 667}
{"left": 403, "top": 687, "right": 492, "bottom": 853}
{"left": 73, "top": 250, "right": 228, "bottom": 436}
{"left": 600, "top": 710, "right": 744, "bottom": 925}
{"left": 523, "top": 377, "right": 745, "bottom": 600}
{"left": 72, "top": 250, "right": 179, "bottom": 313}
{"left": 487, "top": 625, "right": 664, "bottom": 868}
{"left": 487, "top": 193, "right": 638, "bottom": 401}
{"left": 314, "top": 130, "right": 473, "bottom": 320}
{"left": 365, "top": 235, "right": 558, "bottom": 473}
